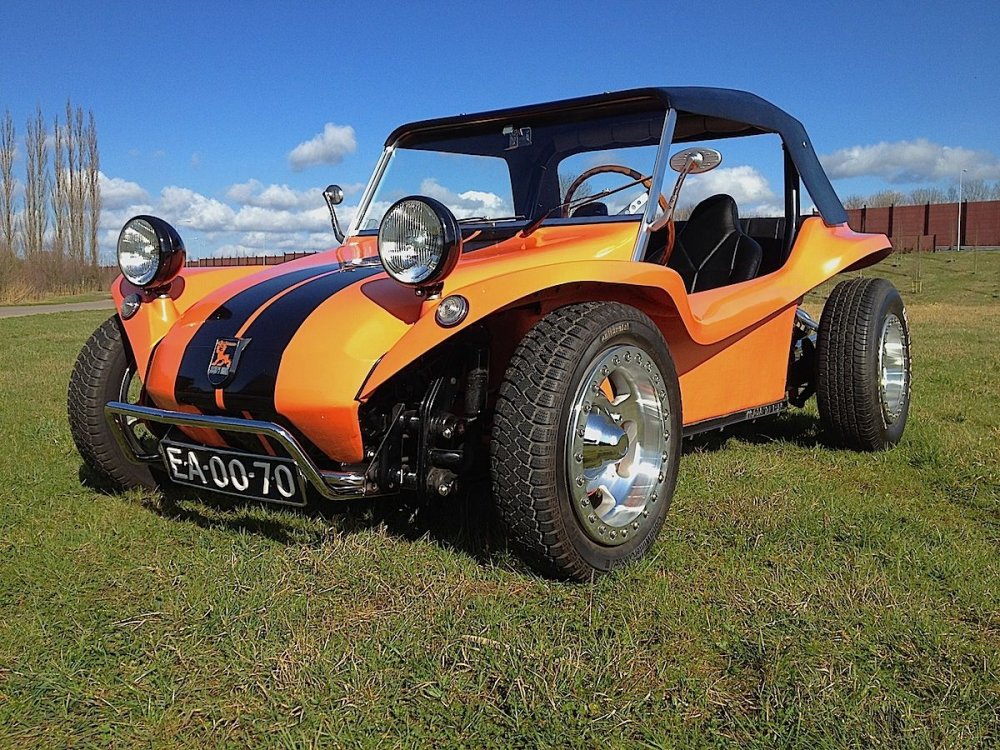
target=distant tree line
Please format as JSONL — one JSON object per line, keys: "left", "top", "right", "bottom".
{"left": 0, "top": 101, "right": 106, "bottom": 301}
{"left": 842, "top": 180, "right": 1000, "bottom": 209}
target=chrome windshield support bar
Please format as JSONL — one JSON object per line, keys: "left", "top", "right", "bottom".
{"left": 345, "top": 145, "right": 395, "bottom": 237}
{"left": 632, "top": 108, "right": 678, "bottom": 261}
{"left": 105, "top": 401, "right": 371, "bottom": 501}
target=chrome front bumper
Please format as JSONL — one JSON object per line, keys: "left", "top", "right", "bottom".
{"left": 105, "top": 401, "right": 372, "bottom": 502}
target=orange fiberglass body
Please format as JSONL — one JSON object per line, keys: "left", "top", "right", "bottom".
{"left": 73, "top": 87, "right": 910, "bottom": 578}
{"left": 114, "top": 214, "right": 887, "bottom": 465}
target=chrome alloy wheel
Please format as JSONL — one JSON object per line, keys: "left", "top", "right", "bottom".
{"left": 566, "top": 345, "right": 670, "bottom": 546}
{"left": 878, "top": 313, "right": 908, "bottom": 424}
{"left": 117, "top": 365, "right": 158, "bottom": 457}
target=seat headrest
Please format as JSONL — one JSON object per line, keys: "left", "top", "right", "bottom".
{"left": 685, "top": 193, "right": 740, "bottom": 234}
{"left": 571, "top": 202, "right": 609, "bottom": 218}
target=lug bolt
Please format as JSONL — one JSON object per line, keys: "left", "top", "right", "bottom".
{"left": 610, "top": 531, "right": 617, "bottom": 539}
{"left": 576, "top": 476, "right": 585, "bottom": 487}
{"left": 599, "top": 527, "right": 606, "bottom": 535}
{"left": 632, "top": 522, "right": 640, "bottom": 530}
{"left": 575, "top": 452, "right": 583, "bottom": 462}
{"left": 441, "top": 425, "right": 454, "bottom": 439}
{"left": 578, "top": 428, "right": 585, "bottom": 438}
{"left": 588, "top": 514, "right": 597, "bottom": 523}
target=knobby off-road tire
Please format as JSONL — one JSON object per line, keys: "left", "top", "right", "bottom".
{"left": 67, "top": 315, "right": 161, "bottom": 490}
{"left": 491, "top": 302, "right": 682, "bottom": 581}
{"left": 816, "top": 277, "right": 912, "bottom": 450}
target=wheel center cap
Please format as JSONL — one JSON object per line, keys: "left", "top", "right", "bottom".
{"left": 582, "top": 410, "right": 629, "bottom": 469}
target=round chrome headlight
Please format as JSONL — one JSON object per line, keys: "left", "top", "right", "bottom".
{"left": 117, "top": 215, "right": 186, "bottom": 288}
{"left": 377, "top": 197, "right": 462, "bottom": 287}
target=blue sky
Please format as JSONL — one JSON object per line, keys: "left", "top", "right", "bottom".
{"left": 2, "top": 0, "right": 998, "bottom": 259}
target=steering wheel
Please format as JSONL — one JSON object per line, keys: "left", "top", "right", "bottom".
{"left": 562, "top": 164, "right": 669, "bottom": 218}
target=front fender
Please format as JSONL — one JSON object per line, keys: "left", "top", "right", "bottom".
{"left": 112, "top": 265, "right": 270, "bottom": 381}
{"left": 360, "top": 218, "right": 890, "bottom": 398}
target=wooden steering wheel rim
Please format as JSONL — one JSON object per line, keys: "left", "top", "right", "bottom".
{"left": 562, "top": 164, "right": 670, "bottom": 218}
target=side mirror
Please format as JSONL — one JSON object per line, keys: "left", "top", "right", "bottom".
{"left": 651, "top": 148, "right": 725, "bottom": 233}
{"left": 323, "top": 184, "right": 346, "bottom": 243}
{"left": 669, "top": 147, "right": 723, "bottom": 175}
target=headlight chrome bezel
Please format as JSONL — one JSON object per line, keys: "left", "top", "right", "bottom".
{"left": 377, "top": 196, "right": 462, "bottom": 288}
{"left": 117, "top": 215, "right": 186, "bottom": 289}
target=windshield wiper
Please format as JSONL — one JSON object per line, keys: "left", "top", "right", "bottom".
{"left": 457, "top": 215, "right": 524, "bottom": 224}
{"left": 519, "top": 174, "right": 652, "bottom": 238}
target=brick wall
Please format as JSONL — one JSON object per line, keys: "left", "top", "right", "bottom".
{"left": 846, "top": 200, "right": 1000, "bottom": 248}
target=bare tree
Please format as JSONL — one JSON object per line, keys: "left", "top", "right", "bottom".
{"left": 23, "top": 106, "right": 48, "bottom": 258}
{"left": 0, "top": 111, "right": 15, "bottom": 262}
{"left": 51, "top": 113, "right": 68, "bottom": 261}
{"left": 85, "top": 110, "right": 100, "bottom": 268}
{"left": 959, "top": 178, "right": 992, "bottom": 203}
{"left": 842, "top": 195, "right": 866, "bottom": 209}
{"left": 866, "top": 189, "right": 906, "bottom": 208}
{"left": 908, "top": 187, "right": 946, "bottom": 205}
{"left": 63, "top": 101, "right": 80, "bottom": 264}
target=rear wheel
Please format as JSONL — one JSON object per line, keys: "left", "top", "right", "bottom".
{"left": 816, "top": 278, "right": 912, "bottom": 450}
{"left": 491, "top": 302, "right": 681, "bottom": 580}
{"left": 67, "top": 315, "right": 162, "bottom": 490}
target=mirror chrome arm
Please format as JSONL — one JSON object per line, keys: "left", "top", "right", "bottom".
{"left": 324, "top": 184, "right": 346, "bottom": 243}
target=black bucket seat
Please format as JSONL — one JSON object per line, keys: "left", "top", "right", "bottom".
{"left": 667, "top": 194, "right": 762, "bottom": 292}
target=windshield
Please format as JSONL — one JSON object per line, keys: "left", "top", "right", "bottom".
{"left": 354, "top": 107, "right": 668, "bottom": 233}
{"left": 357, "top": 150, "right": 517, "bottom": 231}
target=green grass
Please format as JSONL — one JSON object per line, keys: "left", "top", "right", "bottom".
{"left": 22, "top": 291, "right": 112, "bottom": 306}
{"left": 0, "top": 291, "right": 111, "bottom": 307}
{"left": 1, "top": 251, "right": 997, "bottom": 748}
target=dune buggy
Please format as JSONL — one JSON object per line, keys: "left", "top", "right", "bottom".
{"left": 68, "top": 87, "right": 911, "bottom": 580}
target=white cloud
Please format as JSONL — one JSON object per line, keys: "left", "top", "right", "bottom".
{"left": 226, "top": 179, "right": 322, "bottom": 210}
{"left": 232, "top": 205, "right": 331, "bottom": 233}
{"left": 98, "top": 172, "right": 149, "bottom": 209}
{"left": 418, "top": 178, "right": 512, "bottom": 218}
{"left": 820, "top": 138, "right": 1000, "bottom": 183}
{"left": 160, "top": 186, "right": 235, "bottom": 232}
{"left": 676, "top": 165, "right": 778, "bottom": 216}
{"left": 96, "top": 173, "right": 350, "bottom": 261}
{"left": 288, "top": 123, "right": 357, "bottom": 171}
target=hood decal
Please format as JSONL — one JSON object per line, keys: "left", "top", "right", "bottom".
{"left": 173, "top": 262, "right": 378, "bottom": 413}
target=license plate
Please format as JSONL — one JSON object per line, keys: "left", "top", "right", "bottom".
{"left": 160, "top": 440, "right": 305, "bottom": 505}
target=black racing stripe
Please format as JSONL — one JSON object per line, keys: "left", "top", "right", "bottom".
{"left": 220, "top": 266, "right": 382, "bottom": 415}
{"left": 174, "top": 263, "right": 341, "bottom": 412}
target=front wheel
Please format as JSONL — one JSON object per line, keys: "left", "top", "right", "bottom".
{"left": 67, "top": 315, "right": 162, "bottom": 490}
{"left": 816, "top": 277, "right": 912, "bottom": 450}
{"left": 491, "top": 302, "right": 682, "bottom": 580}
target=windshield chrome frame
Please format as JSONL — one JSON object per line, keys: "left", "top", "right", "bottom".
{"left": 350, "top": 106, "right": 678, "bottom": 244}
{"left": 631, "top": 108, "right": 677, "bottom": 261}
{"left": 346, "top": 145, "right": 395, "bottom": 238}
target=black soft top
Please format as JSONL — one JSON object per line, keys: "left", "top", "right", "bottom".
{"left": 385, "top": 87, "right": 847, "bottom": 226}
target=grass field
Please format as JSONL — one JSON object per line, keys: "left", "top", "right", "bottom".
{"left": 1, "top": 251, "right": 997, "bottom": 748}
